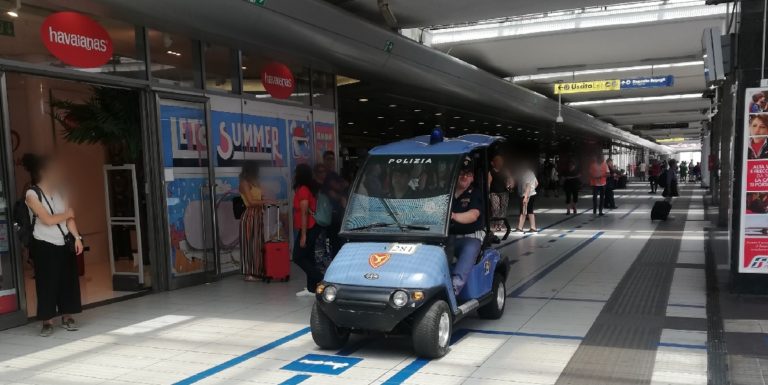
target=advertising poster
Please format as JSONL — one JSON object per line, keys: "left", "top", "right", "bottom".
{"left": 289, "top": 119, "right": 313, "bottom": 165}
{"left": 159, "top": 99, "right": 209, "bottom": 277}
{"left": 740, "top": 88, "right": 768, "bottom": 273}
{"left": 209, "top": 96, "right": 293, "bottom": 273}
{"left": 314, "top": 111, "right": 337, "bottom": 164}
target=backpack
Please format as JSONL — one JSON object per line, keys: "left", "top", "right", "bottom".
{"left": 313, "top": 192, "right": 333, "bottom": 227}
{"left": 657, "top": 171, "right": 668, "bottom": 188}
{"left": 13, "top": 186, "right": 42, "bottom": 248}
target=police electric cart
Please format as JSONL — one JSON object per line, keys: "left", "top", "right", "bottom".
{"left": 311, "top": 133, "right": 510, "bottom": 358}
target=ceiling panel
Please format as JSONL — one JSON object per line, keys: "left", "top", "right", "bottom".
{"left": 325, "top": 0, "right": 635, "bottom": 28}
{"left": 436, "top": 17, "right": 725, "bottom": 76}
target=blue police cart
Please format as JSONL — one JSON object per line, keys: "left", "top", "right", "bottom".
{"left": 311, "top": 133, "right": 510, "bottom": 358}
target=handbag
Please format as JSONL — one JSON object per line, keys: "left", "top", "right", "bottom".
{"left": 39, "top": 192, "right": 77, "bottom": 254}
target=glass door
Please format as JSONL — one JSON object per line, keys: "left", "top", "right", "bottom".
{"left": 0, "top": 72, "right": 26, "bottom": 329}
{"left": 156, "top": 95, "right": 218, "bottom": 289}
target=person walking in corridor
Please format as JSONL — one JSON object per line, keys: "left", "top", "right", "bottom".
{"left": 605, "top": 158, "right": 618, "bottom": 210}
{"left": 22, "top": 154, "right": 83, "bottom": 337}
{"left": 516, "top": 160, "right": 539, "bottom": 233}
{"left": 292, "top": 163, "right": 323, "bottom": 296}
{"left": 562, "top": 160, "right": 581, "bottom": 215}
{"left": 590, "top": 155, "right": 609, "bottom": 216}
{"left": 663, "top": 159, "right": 680, "bottom": 200}
{"left": 489, "top": 154, "right": 513, "bottom": 232}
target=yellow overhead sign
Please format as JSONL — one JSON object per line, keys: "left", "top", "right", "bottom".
{"left": 554, "top": 80, "right": 621, "bottom": 94}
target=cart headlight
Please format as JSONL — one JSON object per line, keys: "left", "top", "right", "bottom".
{"left": 392, "top": 290, "right": 408, "bottom": 308}
{"left": 322, "top": 286, "right": 337, "bottom": 303}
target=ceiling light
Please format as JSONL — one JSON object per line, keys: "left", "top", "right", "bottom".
{"left": 418, "top": 122, "right": 424, "bottom": 125}
{"left": 453, "top": 116, "right": 461, "bottom": 119}
{"left": 347, "top": 122, "right": 355, "bottom": 125}
{"left": 399, "top": 119, "right": 405, "bottom": 122}
{"left": 363, "top": 131, "right": 368, "bottom": 134}
{"left": 450, "top": 126, "right": 456, "bottom": 129}
{"left": 483, "top": 122, "right": 488, "bottom": 125}
{"left": 389, "top": 104, "right": 397, "bottom": 107}
{"left": 414, "top": 109, "right": 421, "bottom": 112}
{"left": 435, "top": 112, "right": 442, "bottom": 116}
{"left": 6, "top": 0, "right": 19, "bottom": 17}
{"left": 469, "top": 119, "right": 475, "bottom": 122}
{"left": 517, "top": 128, "right": 523, "bottom": 131}
{"left": 377, "top": 116, "right": 384, "bottom": 119}
{"left": 166, "top": 50, "right": 182, "bottom": 56}
{"left": 567, "top": 93, "right": 702, "bottom": 106}
{"left": 462, "top": 128, "right": 469, "bottom": 131}
{"left": 241, "top": 66, "right": 247, "bottom": 70}
{"left": 496, "top": 124, "right": 501, "bottom": 127}
{"left": 359, "top": 98, "right": 368, "bottom": 102}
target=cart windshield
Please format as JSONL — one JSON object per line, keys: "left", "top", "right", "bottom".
{"left": 342, "top": 155, "right": 459, "bottom": 236}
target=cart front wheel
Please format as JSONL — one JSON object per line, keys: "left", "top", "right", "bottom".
{"left": 412, "top": 300, "right": 451, "bottom": 358}
{"left": 311, "top": 302, "right": 349, "bottom": 350}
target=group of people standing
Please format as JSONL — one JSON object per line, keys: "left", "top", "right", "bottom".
{"left": 237, "top": 151, "right": 348, "bottom": 296}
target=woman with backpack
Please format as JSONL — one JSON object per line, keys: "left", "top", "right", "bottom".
{"left": 238, "top": 161, "right": 267, "bottom": 282}
{"left": 292, "top": 163, "right": 324, "bottom": 297}
{"left": 22, "top": 154, "right": 82, "bottom": 337}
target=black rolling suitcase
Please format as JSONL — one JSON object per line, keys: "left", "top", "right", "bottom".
{"left": 651, "top": 201, "right": 671, "bottom": 221}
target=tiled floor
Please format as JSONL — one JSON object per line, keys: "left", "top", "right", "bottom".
{"left": 0, "top": 184, "right": 714, "bottom": 385}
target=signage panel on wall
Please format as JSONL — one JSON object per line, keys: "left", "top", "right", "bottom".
{"left": 740, "top": 88, "right": 768, "bottom": 274}
{"left": 262, "top": 62, "right": 295, "bottom": 100}
{"left": 554, "top": 80, "right": 620, "bottom": 94}
{"left": 40, "top": 12, "right": 113, "bottom": 68}
{"left": 620, "top": 75, "right": 674, "bottom": 89}
{"left": 554, "top": 76, "right": 674, "bottom": 94}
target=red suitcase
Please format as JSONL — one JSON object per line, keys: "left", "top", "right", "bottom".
{"left": 263, "top": 204, "right": 290, "bottom": 283}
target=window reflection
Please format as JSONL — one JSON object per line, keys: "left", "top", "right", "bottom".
{"left": 148, "top": 29, "right": 200, "bottom": 88}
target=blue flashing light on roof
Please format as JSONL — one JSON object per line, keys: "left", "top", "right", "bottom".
{"left": 430, "top": 128, "right": 444, "bottom": 144}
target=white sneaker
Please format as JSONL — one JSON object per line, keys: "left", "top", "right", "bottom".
{"left": 296, "top": 289, "right": 314, "bottom": 297}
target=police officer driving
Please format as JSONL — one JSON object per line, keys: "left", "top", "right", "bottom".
{"left": 449, "top": 155, "right": 485, "bottom": 296}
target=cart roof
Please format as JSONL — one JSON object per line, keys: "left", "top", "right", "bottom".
{"left": 368, "top": 134, "right": 503, "bottom": 156}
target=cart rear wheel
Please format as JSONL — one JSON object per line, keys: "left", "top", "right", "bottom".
{"left": 412, "top": 300, "right": 451, "bottom": 358}
{"left": 311, "top": 302, "right": 349, "bottom": 350}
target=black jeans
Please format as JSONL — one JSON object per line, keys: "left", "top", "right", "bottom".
{"left": 605, "top": 187, "right": 615, "bottom": 208}
{"left": 649, "top": 176, "right": 658, "bottom": 193}
{"left": 592, "top": 186, "right": 605, "bottom": 214}
{"left": 293, "top": 226, "right": 323, "bottom": 293}
{"left": 30, "top": 239, "right": 82, "bottom": 321}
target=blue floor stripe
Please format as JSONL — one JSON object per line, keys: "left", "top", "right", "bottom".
{"left": 497, "top": 209, "right": 589, "bottom": 251}
{"left": 508, "top": 231, "right": 605, "bottom": 298}
{"left": 515, "top": 295, "right": 608, "bottom": 304}
{"left": 172, "top": 327, "right": 311, "bottom": 385}
{"left": 667, "top": 303, "right": 706, "bottom": 309}
{"left": 658, "top": 342, "right": 707, "bottom": 350}
{"left": 279, "top": 374, "right": 312, "bottom": 385}
{"left": 381, "top": 358, "right": 431, "bottom": 385}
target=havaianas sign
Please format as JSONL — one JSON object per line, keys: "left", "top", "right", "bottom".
{"left": 40, "top": 12, "right": 113, "bottom": 68}
{"left": 554, "top": 75, "right": 674, "bottom": 94}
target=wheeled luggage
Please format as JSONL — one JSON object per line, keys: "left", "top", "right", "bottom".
{"left": 651, "top": 201, "right": 671, "bottom": 221}
{"left": 263, "top": 204, "right": 290, "bottom": 282}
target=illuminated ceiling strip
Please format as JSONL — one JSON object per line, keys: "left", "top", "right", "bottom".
{"left": 566, "top": 93, "right": 702, "bottom": 106}
{"left": 508, "top": 61, "right": 703, "bottom": 82}
{"left": 428, "top": 2, "right": 727, "bottom": 44}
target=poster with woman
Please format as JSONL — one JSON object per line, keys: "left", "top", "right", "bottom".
{"left": 741, "top": 88, "right": 768, "bottom": 273}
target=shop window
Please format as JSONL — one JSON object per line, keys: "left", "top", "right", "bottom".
{"left": 147, "top": 29, "right": 201, "bottom": 88}
{"left": 311, "top": 70, "right": 336, "bottom": 109}
{"left": 204, "top": 43, "right": 237, "bottom": 93}
{"left": 242, "top": 53, "right": 310, "bottom": 105}
{"left": 0, "top": 6, "right": 146, "bottom": 79}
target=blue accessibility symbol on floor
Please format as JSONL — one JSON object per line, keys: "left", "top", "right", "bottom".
{"left": 282, "top": 354, "right": 362, "bottom": 375}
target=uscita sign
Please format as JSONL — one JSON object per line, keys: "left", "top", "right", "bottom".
{"left": 40, "top": 12, "right": 113, "bottom": 68}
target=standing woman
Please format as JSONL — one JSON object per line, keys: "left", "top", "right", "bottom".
{"left": 516, "top": 160, "right": 539, "bottom": 233}
{"left": 239, "top": 161, "right": 266, "bottom": 282}
{"left": 22, "top": 154, "right": 82, "bottom": 337}
{"left": 489, "top": 154, "right": 513, "bottom": 232}
{"left": 663, "top": 159, "right": 680, "bottom": 200}
{"left": 292, "top": 163, "right": 323, "bottom": 296}
{"left": 562, "top": 160, "right": 581, "bottom": 215}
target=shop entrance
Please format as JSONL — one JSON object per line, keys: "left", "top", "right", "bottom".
{"left": 156, "top": 95, "right": 218, "bottom": 289}
{"left": 4, "top": 73, "right": 151, "bottom": 318}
